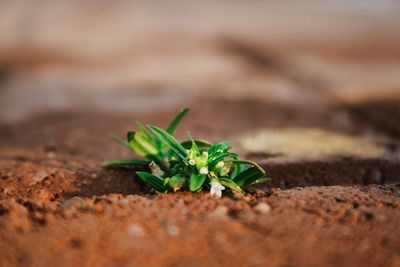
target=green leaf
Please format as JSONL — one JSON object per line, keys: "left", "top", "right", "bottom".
{"left": 134, "top": 132, "right": 159, "bottom": 155}
{"left": 136, "top": 172, "right": 165, "bottom": 192}
{"left": 187, "top": 132, "right": 199, "bottom": 154}
{"left": 129, "top": 139, "right": 148, "bottom": 157}
{"left": 232, "top": 160, "right": 266, "bottom": 176}
{"left": 168, "top": 175, "right": 186, "bottom": 191}
{"left": 208, "top": 152, "right": 239, "bottom": 168}
{"left": 103, "top": 159, "right": 149, "bottom": 169}
{"left": 127, "top": 131, "right": 136, "bottom": 142}
{"left": 208, "top": 142, "right": 231, "bottom": 157}
{"left": 181, "top": 139, "right": 212, "bottom": 150}
{"left": 185, "top": 132, "right": 200, "bottom": 161}
{"left": 189, "top": 173, "right": 206, "bottom": 192}
{"left": 166, "top": 108, "right": 190, "bottom": 134}
{"left": 136, "top": 121, "right": 163, "bottom": 149}
{"left": 253, "top": 177, "right": 271, "bottom": 184}
{"left": 230, "top": 163, "right": 243, "bottom": 179}
{"left": 111, "top": 135, "right": 131, "bottom": 150}
{"left": 149, "top": 126, "right": 188, "bottom": 164}
{"left": 128, "top": 131, "right": 160, "bottom": 159}
{"left": 218, "top": 178, "right": 243, "bottom": 193}
{"left": 136, "top": 121, "right": 152, "bottom": 137}
{"left": 233, "top": 167, "right": 265, "bottom": 188}
{"left": 169, "top": 162, "right": 183, "bottom": 176}
{"left": 163, "top": 177, "right": 170, "bottom": 187}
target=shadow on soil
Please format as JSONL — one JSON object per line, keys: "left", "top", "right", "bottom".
{"left": 61, "top": 168, "right": 150, "bottom": 199}
{"left": 254, "top": 157, "right": 400, "bottom": 189}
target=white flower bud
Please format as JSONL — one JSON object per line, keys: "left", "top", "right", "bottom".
{"left": 189, "top": 159, "right": 196, "bottom": 166}
{"left": 199, "top": 167, "right": 209, "bottom": 175}
{"left": 216, "top": 161, "right": 224, "bottom": 168}
{"left": 210, "top": 181, "right": 225, "bottom": 198}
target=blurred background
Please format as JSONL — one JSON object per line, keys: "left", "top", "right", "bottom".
{"left": 1, "top": 0, "right": 399, "bottom": 123}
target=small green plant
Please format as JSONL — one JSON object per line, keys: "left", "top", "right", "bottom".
{"left": 104, "top": 108, "right": 269, "bottom": 197}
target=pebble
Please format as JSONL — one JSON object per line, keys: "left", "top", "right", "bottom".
{"left": 166, "top": 224, "right": 180, "bottom": 236}
{"left": 61, "top": 197, "right": 85, "bottom": 210}
{"left": 118, "top": 198, "right": 129, "bottom": 205}
{"left": 236, "top": 210, "right": 256, "bottom": 221}
{"left": 254, "top": 203, "right": 271, "bottom": 214}
{"left": 207, "top": 206, "right": 228, "bottom": 220}
{"left": 32, "top": 170, "right": 49, "bottom": 183}
{"left": 127, "top": 224, "right": 145, "bottom": 237}
{"left": 3, "top": 188, "right": 11, "bottom": 195}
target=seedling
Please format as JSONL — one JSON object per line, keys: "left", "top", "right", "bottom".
{"left": 104, "top": 108, "right": 269, "bottom": 197}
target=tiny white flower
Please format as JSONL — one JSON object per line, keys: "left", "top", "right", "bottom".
{"left": 216, "top": 161, "right": 224, "bottom": 168}
{"left": 189, "top": 159, "right": 196, "bottom": 166}
{"left": 202, "top": 151, "right": 208, "bottom": 157}
{"left": 199, "top": 167, "right": 208, "bottom": 175}
{"left": 210, "top": 181, "right": 225, "bottom": 198}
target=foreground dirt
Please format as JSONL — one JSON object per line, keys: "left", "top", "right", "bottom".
{"left": 1, "top": 184, "right": 399, "bottom": 267}
{"left": 0, "top": 97, "right": 399, "bottom": 267}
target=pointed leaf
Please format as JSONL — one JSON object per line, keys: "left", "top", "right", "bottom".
{"left": 128, "top": 132, "right": 160, "bottom": 160}
{"left": 136, "top": 121, "right": 152, "bottom": 138}
{"left": 136, "top": 172, "right": 165, "bottom": 192}
{"left": 209, "top": 153, "right": 239, "bottom": 168}
{"left": 134, "top": 132, "right": 159, "bottom": 155}
{"left": 188, "top": 132, "right": 199, "bottom": 154}
{"left": 111, "top": 135, "right": 131, "bottom": 149}
{"left": 103, "top": 159, "right": 149, "bottom": 169}
{"left": 181, "top": 139, "right": 212, "bottom": 150}
{"left": 253, "top": 177, "right": 271, "bottom": 184}
{"left": 166, "top": 108, "right": 189, "bottom": 134}
{"left": 129, "top": 139, "right": 149, "bottom": 157}
{"left": 136, "top": 121, "right": 163, "bottom": 149}
{"left": 127, "top": 131, "right": 136, "bottom": 142}
{"left": 232, "top": 160, "right": 266, "bottom": 176}
{"left": 230, "top": 163, "right": 243, "bottom": 179}
{"left": 233, "top": 167, "right": 265, "bottom": 188}
{"left": 218, "top": 178, "right": 243, "bottom": 193}
{"left": 208, "top": 142, "right": 231, "bottom": 157}
{"left": 189, "top": 173, "right": 206, "bottom": 192}
{"left": 149, "top": 126, "right": 188, "bottom": 164}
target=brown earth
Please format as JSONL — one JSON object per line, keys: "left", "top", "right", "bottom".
{"left": 1, "top": 1, "right": 400, "bottom": 266}
{"left": 1, "top": 97, "right": 400, "bottom": 267}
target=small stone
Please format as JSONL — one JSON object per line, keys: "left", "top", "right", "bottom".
{"left": 3, "top": 188, "right": 12, "bottom": 195}
{"left": 5, "top": 203, "right": 31, "bottom": 232}
{"left": 207, "top": 206, "right": 228, "bottom": 220}
{"left": 167, "top": 224, "right": 180, "bottom": 237}
{"left": 60, "top": 197, "right": 85, "bottom": 219}
{"left": 118, "top": 198, "right": 129, "bottom": 205}
{"left": 61, "top": 197, "right": 85, "bottom": 210}
{"left": 127, "top": 224, "right": 145, "bottom": 237}
{"left": 254, "top": 203, "right": 271, "bottom": 214}
{"left": 235, "top": 210, "right": 256, "bottom": 222}
{"left": 33, "top": 170, "right": 49, "bottom": 183}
